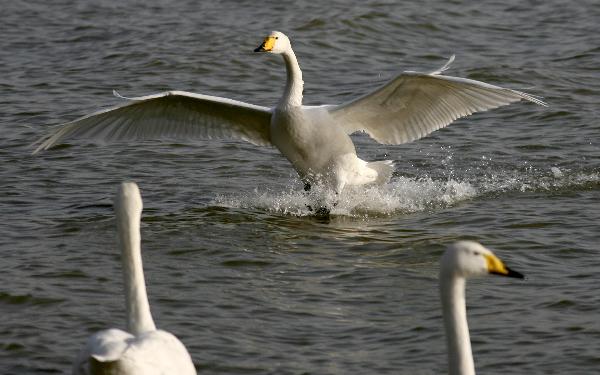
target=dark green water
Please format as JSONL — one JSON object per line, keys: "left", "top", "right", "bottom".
{"left": 1, "top": 0, "right": 599, "bottom": 374}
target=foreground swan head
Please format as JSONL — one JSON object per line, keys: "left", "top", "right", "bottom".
{"left": 440, "top": 241, "right": 523, "bottom": 375}
{"left": 254, "top": 31, "right": 291, "bottom": 54}
{"left": 440, "top": 240, "right": 523, "bottom": 279}
{"left": 72, "top": 182, "right": 196, "bottom": 375}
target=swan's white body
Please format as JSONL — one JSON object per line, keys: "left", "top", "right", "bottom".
{"left": 440, "top": 241, "right": 523, "bottom": 375}
{"left": 73, "top": 182, "right": 196, "bottom": 375}
{"left": 33, "top": 31, "right": 546, "bottom": 193}
{"left": 270, "top": 104, "right": 389, "bottom": 191}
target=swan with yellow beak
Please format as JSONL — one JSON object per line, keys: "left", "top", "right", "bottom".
{"left": 33, "top": 31, "right": 546, "bottom": 200}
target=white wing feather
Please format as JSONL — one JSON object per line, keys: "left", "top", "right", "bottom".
{"left": 72, "top": 329, "right": 196, "bottom": 375}
{"left": 33, "top": 90, "right": 272, "bottom": 154}
{"left": 72, "top": 328, "right": 133, "bottom": 375}
{"left": 328, "top": 56, "right": 547, "bottom": 145}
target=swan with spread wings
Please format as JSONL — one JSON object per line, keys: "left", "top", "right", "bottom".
{"left": 34, "top": 31, "right": 546, "bottom": 194}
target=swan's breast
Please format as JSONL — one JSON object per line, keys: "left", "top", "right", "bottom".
{"left": 271, "top": 107, "right": 309, "bottom": 146}
{"left": 270, "top": 106, "right": 355, "bottom": 173}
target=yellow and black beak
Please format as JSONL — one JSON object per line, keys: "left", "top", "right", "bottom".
{"left": 254, "top": 36, "right": 276, "bottom": 52}
{"left": 485, "top": 254, "right": 524, "bottom": 279}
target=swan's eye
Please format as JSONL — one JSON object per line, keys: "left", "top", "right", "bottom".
{"left": 473, "top": 251, "right": 481, "bottom": 256}
{"left": 275, "top": 37, "right": 279, "bottom": 39}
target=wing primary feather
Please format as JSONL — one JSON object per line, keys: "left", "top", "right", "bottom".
{"left": 430, "top": 55, "right": 456, "bottom": 75}
{"left": 113, "top": 90, "right": 130, "bottom": 100}
{"left": 468, "top": 86, "right": 519, "bottom": 107}
{"left": 32, "top": 91, "right": 273, "bottom": 153}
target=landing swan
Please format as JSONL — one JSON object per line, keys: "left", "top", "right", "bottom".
{"left": 440, "top": 241, "right": 524, "bottom": 375}
{"left": 33, "top": 31, "right": 546, "bottom": 194}
{"left": 72, "top": 182, "right": 196, "bottom": 375}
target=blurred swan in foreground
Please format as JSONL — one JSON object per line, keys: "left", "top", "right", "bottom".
{"left": 34, "top": 31, "right": 546, "bottom": 194}
{"left": 440, "top": 241, "right": 524, "bottom": 375}
{"left": 73, "top": 182, "right": 196, "bottom": 375}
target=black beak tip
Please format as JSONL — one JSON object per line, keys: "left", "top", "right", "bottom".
{"left": 254, "top": 46, "right": 263, "bottom": 53}
{"left": 506, "top": 267, "right": 525, "bottom": 279}
{"left": 491, "top": 267, "right": 525, "bottom": 279}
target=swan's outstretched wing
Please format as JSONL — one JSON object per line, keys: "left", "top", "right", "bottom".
{"left": 328, "top": 56, "right": 546, "bottom": 145}
{"left": 33, "top": 90, "right": 272, "bottom": 154}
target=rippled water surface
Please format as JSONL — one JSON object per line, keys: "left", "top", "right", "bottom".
{"left": 2, "top": 0, "right": 599, "bottom": 374}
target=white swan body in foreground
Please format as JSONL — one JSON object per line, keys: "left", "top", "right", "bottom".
{"left": 440, "top": 241, "right": 524, "bottom": 375}
{"left": 73, "top": 182, "right": 196, "bottom": 375}
{"left": 33, "top": 31, "right": 546, "bottom": 193}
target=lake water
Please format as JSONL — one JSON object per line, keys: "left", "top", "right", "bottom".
{"left": 1, "top": 0, "right": 599, "bottom": 374}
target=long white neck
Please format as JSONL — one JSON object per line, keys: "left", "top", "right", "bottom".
{"left": 278, "top": 48, "right": 303, "bottom": 108}
{"left": 117, "top": 200, "right": 156, "bottom": 336}
{"left": 440, "top": 273, "right": 475, "bottom": 375}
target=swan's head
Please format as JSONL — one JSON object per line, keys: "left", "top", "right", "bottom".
{"left": 115, "top": 182, "right": 143, "bottom": 223}
{"left": 440, "top": 241, "right": 524, "bottom": 279}
{"left": 254, "top": 31, "right": 291, "bottom": 54}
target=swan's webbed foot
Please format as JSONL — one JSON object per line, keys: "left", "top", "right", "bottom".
{"left": 306, "top": 199, "right": 336, "bottom": 217}
{"left": 305, "top": 203, "right": 331, "bottom": 217}
{"left": 314, "top": 206, "right": 331, "bottom": 217}
{"left": 303, "top": 181, "right": 339, "bottom": 217}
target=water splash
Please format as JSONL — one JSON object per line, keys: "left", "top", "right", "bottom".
{"left": 213, "top": 176, "right": 477, "bottom": 217}
{"left": 212, "top": 167, "right": 599, "bottom": 217}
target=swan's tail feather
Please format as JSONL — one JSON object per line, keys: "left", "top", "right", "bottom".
{"left": 367, "top": 160, "right": 395, "bottom": 184}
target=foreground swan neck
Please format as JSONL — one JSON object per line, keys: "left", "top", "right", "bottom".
{"left": 118, "top": 208, "right": 156, "bottom": 336}
{"left": 279, "top": 48, "right": 303, "bottom": 108}
{"left": 440, "top": 273, "right": 475, "bottom": 375}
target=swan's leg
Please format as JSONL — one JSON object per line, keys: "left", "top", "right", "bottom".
{"left": 304, "top": 181, "right": 314, "bottom": 211}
